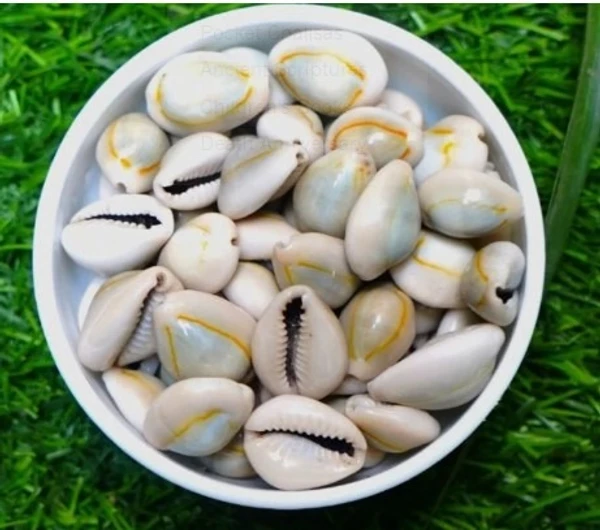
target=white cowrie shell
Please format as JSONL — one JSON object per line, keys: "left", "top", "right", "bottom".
{"left": 345, "top": 395, "right": 440, "bottom": 453}
{"left": 145, "top": 51, "right": 268, "bottom": 135}
{"left": 325, "top": 106, "right": 423, "bottom": 168}
{"left": 158, "top": 213, "right": 239, "bottom": 293}
{"left": 269, "top": 30, "right": 388, "bottom": 116}
{"left": 102, "top": 368, "right": 165, "bottom": 432}
{"left": 152, "top": 132, "right": 232, "bottom": 211}
{"left": 460, "top": 241, "right": 526, "bottom": 326}
{"left": 61, "top": 194, "right": 174, "bottom": 276}
{"left": 244, "top": 395, "right": 367, "bottom": 490}
{"left": 218, "top": 137, "right": 308, "bottom": 220}
{"left": 200, "top": 433, "right": 257, "bottom": 479}
{"left": 340, "top": 283, "right": 415, "bottom": 382}
{"left": 331, "top": 376, "right": 368, "bottom": 396}
{"left": 78, "top": 266, "right": 183, "bottom": 371}
{"left": 95, "top": 113, "right": 170, "bottom": 193}
{"left": 252, "top": 285, "right": 347, "bottom": 399}
{"left": 235, "top": 212, "right": 299, "bottom": 260}
{"left": 419, "top": 168, "right": 524, "bottom": 238}
{"left": 414, "top": 303, "right": 444, "bottom": 335}
{"left": 368, "top": 324, "right": 505, "bottom": 410}
{"left": 345, "top": 160, "right": 421, "bottom": 280}
{"left": 390, "top": 230, "right": 475, "bottom": 308}
{"left": 222, "top": 262, "right": 279, "bottom": 319}
{"left": 257, "top": 105, "right": 324, "bottom": 163}
{"left": 293, "top": 148, "right": 376, "bottom": 238}
{"left": 153, "top": 290, "right": 254, "bottom": 381}
{"left": 143, "top": 377, "right": 254, "bottom": 456}
{"left": 413, "top": 115, "right": 488, "bottom": 186}
{"left": 272, "top": 232, "right": 361, "bottom": 309}
{"left": 376, "top": 89, "right": 424, "bottom": 128}
{"left": 436, "top": 308, "right": 482, "bottom": 336}
{"left": 223, "top": 46, "right": 295, "bottom": 109}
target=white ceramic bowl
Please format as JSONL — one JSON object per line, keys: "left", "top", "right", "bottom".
{"left": 33, "top": 4, "right": 545, "bottom": 509}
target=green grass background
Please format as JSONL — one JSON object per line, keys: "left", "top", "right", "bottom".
{"left": 1, "top": 3, "right": 599, "bottom": 529}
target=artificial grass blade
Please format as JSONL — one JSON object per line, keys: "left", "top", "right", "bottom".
{"left": 544, "top": 5, "right": 600, "bottom": 285}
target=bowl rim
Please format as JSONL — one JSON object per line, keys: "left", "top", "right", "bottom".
{"left": 33, "top": 4, "right": 545, "bottom": 510}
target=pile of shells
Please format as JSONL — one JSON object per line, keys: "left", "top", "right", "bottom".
{"left": 63, "top": 29, "right": 526, "bottom": 491}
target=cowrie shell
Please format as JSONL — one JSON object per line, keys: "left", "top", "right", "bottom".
{"left": 272, "top": 232, "right": 361, "bottom": 309}
{"left": 345, "top": 160, "right": 421, "bottom": 280}
{"left": 146, "top": 51, "right": 268, "bottom": 135}
{"left": 244, "top": 395, "right": 367, "bottom": 490}
{"left": 153, "top": 132, "right": 232, "bottom": 211}
{"left": 460, "top": 241, "right": 525, "bottom": 326}
{"left": 325, "top": 106, "right": 423, "bottom": 168}
{"left": 158, "top": 213, "right": 239, "bottom": 293}
{"left": 257, "top": 105, "right": 324, "bottom": 163}
{"left": 293, "top": 147, "right": 376, "bottom": 238}
{"left": 340, "top": 283, "right": 415, "bottom": 382}
{"left": 390, "top": 229, "right": 475, "bottom": 308}
{"left": 61, "top": 194, "right": 174, "bottom": 276}
{"left": 143, "top": 377, "right": 254, "bottom": 456}
{"left": 418, "top": 168, "right": 524, "bottom": 238}
{"left": 251, "top": 285, "right": 347, "bottom": 399}
{"left": 154, "top": 290, "right": 254, "bottom": 382}
{"left": 376, "top": 89, "right": 423, "bottom": 128}
{"left": 218, "top": 137, "right": 308, "bottom": 220}
{"left": 345, "top": 395, "right": 440, "bottom": 453}
{"left": 368, "top": 324, "right": 505, "bottom": 410}
{"left": 103, "top": 368, "right": 165, "bottom": 432}
{"left": 96, "top": 113, "right": 170, "bottom": 193}
{"left": 77, "top": 266, "right": 183, "bottom": 371}
{"left": 414, "top": 115, "right": 488, "bottom": 186}
{"left": 222, "top": 262, "right": 279, "bottom": 319}
{"left": 268, "top": 30, "right": 388, "bottom": 116}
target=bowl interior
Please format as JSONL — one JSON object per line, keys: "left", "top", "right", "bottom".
{"left": 37, "top": 5, "right": 543, "bottom": 509}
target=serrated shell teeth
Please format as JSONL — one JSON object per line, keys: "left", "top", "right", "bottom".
{"left": 61, "top": 194, "right": 174, "bottom": 276}
{"left": 153, "top": 132, "right": 232, "bottom": 211}
{"left": 77, "top": 266, "right": 183, "bottom": 371}
{"left": 244, "top": 395, "right": 367, "bottom": 490}
{"left": 252, "top": 285, "right": 347, "bottom": 399}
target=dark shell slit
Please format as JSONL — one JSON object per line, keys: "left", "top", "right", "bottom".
{"left": 259, "top": 429, "right": 355, "bottom": 456}
{"left": 83, "top": 213, "right": 161, "bottom": 229}
{"left": 162, "top": 172, "right": 220, "bottom": 195}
